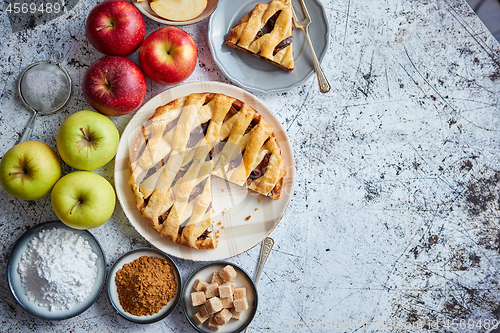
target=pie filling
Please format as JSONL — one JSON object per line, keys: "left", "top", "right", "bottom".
{"left": 227, "top": 152, "right": 244, "bottom": 172}
{"left": 158, "top": 207, "right": 172, "bottom": 225}
{"left": 209, "top": 140, "right": 227, "bottom": 159}
{"left": 172, "top": 161, "right": 192, "bottom": 186}
{"left": 273, "top": 36, "right": 292, "bottom": 55}
{"left": 188, "top": 178, "right": 208, "bottom": 202}
{"left": 163, "top": 117, "right": 179, "bottom": 136}
{"left": 252, "top": 10, "right": 293, "bottom": 56}
{"left": 249, "top": 153, "right": 271, "bottom": 180}
{"left": 187, "top": 121, "right": 209, "bottom": 148}
{"left": 196, "top": 229, "right": 210, "bottom": 241}
{"left": 256, "top": 10, "right": 281, "bottom": 39}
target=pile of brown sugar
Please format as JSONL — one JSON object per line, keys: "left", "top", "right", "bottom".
{"left": 115, "top": 255, "right": 177, "bottom": 316}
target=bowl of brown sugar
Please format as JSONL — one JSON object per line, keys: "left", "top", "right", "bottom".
{"left": 107, "top": 248, "right": 181, "bottom": 323}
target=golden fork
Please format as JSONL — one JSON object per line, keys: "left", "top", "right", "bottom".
{"left": 291, "top": 0, "right": 330, "bottom": 93}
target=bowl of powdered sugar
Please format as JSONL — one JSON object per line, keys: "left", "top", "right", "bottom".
{"left": 7, "top": 220, "right": 106, "bottom": 320}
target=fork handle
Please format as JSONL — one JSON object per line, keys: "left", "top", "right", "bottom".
{"left": 253, "top": 237, "right": 274, "bottom": 285}
{"left": 244, "top": 238, "right": 274, "bottom": 333}
{"left": 303, "top": 27, "right": 330, "bottom": 93}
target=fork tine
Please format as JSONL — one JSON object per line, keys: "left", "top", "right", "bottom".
{"left": 297, "top": 0, "right": 311, "bottom": 20}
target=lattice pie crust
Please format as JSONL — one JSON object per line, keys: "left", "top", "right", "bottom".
{"left": 129, "top": 93, "right": 286, "bottom": 250}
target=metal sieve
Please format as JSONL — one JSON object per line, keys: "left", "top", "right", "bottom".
{"left": 17, "top": 51, "right": 71, "bottom": 142}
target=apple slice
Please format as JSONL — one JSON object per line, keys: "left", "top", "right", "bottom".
{"left": 150, "top": 0, "right": 207, "bottom": 21}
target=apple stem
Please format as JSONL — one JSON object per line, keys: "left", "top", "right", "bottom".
{"left": 70, "top": 200, "right": 81, "bottom": 215}
{"left": 103, "top": 70, "right": 109, "bottom": 86}
{"left": 96, "top": 24, "right": 114, "bottom": 31}
{"left": 80, "top": 127, "right": 90, "bottom": 141}
{"left": 8, "top": 171, "right": 26, "bottom": 175}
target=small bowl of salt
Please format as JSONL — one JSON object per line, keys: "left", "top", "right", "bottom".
{"left": 6, "top": 220, "right": 106, "bottom": 320}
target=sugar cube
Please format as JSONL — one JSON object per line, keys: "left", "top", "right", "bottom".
{"left": 199, "top": 304, "right": 209, "bottom": 318}
{"left": 220, "top": 295, "right": 233, "bottom": 308}
{"left": 208, "top": 315, "right": 220, "bottom": 331}
{"left": 233, "top": 297, "right": 248, "bottom": 312}
{"left": 205, "top": 297, "right": 223, "bottom": 314}
{"left": 193, "top": 278, "right": 209, "bottom": 292}
{"left": 219, "top": 265, "right": 237, "bottom": 282}
{"left": 229, "top": 282, "right": 235, "bottom": 295}
{"left": 211, "top": 271, "right": 224, "bottom": 285}
{"left": 219, "top": 283, "right": 232, "bottom": 298}
{"left": 214, "top": 308, "right": 232, "bottom": 325}
{"left": 205, "top": 282, "right": 220, "bottom": 298}
{"left": 192, "top": 310, "right": 209, "bottom": 325}
{"left": 231, "top": 307, "right": 242, "bottom": 320}
{"left": 191, "top": 291, "right": 206, "bottom": 307}
{"left": 233, "top": 287, "right": 246, "bottom": 299}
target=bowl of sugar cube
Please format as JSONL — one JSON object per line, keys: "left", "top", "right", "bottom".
{"left": 182, "top": 262, "right": 258, "bottom": 332}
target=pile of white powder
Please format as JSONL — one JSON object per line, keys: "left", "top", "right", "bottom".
{"left": 18, "top": 228, "right": 98, "bottom": 311}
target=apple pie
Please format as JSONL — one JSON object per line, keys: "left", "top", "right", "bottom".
{"left": 225, "top": 0, "right": 294, "bottom": 71}
{"left": 128, "top": 93, "right": 286, "bottom": 250}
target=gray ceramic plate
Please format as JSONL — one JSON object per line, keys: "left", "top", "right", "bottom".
{"left": 208, "top": 0, "right": 329, "bottom": 94}
{"left": 6, "top": 221, "right": 106, "bottom": 320}
{"left": 182, "top": 262, "right": 258, "bottom": 333}
{"left": 107, "top": 248, "right": 181, "bottom": 324}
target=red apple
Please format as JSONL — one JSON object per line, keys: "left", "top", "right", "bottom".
{"left": 82, "top": 56, "right": 147, "bottom": 116}
{"left": 85, "top": 0, "right": 146, "bottom": 56}
{"left": 139, "top": 27, "right": 197, "bottom": 85}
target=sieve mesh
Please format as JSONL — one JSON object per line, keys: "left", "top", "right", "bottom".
{"left": 19, "top": 61, "right": 71, "bottom": 114}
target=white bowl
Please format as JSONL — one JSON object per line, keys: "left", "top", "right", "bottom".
{"left": 7, "top": 221, "right": 106, "bottom": 320}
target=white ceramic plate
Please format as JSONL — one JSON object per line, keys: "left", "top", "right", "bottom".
{"left": 7, "top": 221, "right": 106, "bottom": 320}
{"left": 114, "top": 81, "right": 295, "bottom": 261}
{"left": 107, "top": 248, "right": 181, "bottom": 323}
{"left": 182, "top": 262, "right": 257, "bottom": 333}
{"left": 208, "top": 0, "right": 329, "bottom": 94}
{"left": 132, "top": 0, "right": 219, "bottom": 26}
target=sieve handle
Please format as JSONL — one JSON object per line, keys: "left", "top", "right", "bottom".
{"left": 19, "top": 111, "right": 38, "bottom": 143}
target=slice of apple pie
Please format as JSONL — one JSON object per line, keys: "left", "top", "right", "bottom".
{"left": 225, "top": 0, "right": 294, "bottom": 71}
{"left": 128, "top": 93, "right": 286, "bottom": 250}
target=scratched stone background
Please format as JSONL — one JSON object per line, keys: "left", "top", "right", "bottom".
{"left": 1, "top": 0, "right": 500, "bottom": 332}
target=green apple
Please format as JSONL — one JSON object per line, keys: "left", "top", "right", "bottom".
{"left": 57, "top": 110, "right": 120, "bottom": 171}
{"left": 51, "top": 171, "right": 116, "bottom": 229}
{"left": 0, "top": 141, "right": 61, "bottom": 200}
